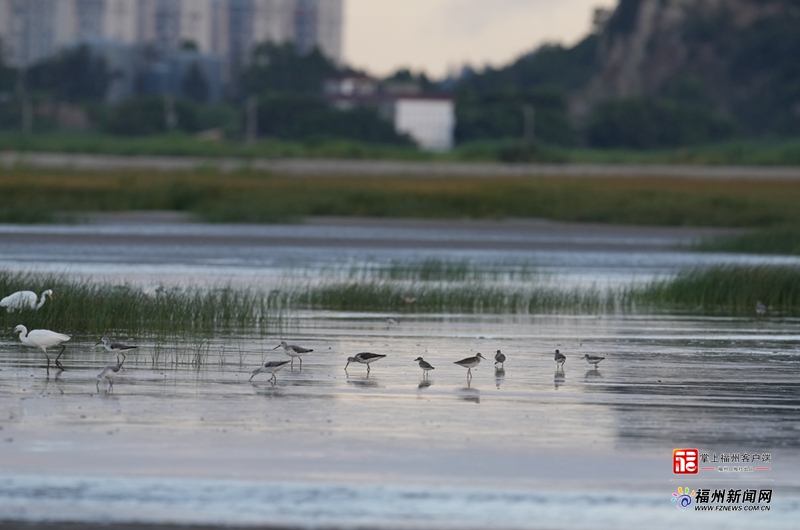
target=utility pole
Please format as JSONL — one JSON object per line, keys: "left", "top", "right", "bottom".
{"left": 522, "top": 104, "right": 535, "bottom": 146}
{"left": 164, "top": 94, "right": 178, "bottom": 130}
{"left": 245, "top": 95, "right": 257, "bottom": 144}
{"left": 17, "top": 65, "right": 31, "bottom": 135}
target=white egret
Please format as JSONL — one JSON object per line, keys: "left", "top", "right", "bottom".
{"left": 11, "top": 324, "right": 70, "bottom": 372}
{"left": 1, "top": 289, "right": 53, "bottom": 312}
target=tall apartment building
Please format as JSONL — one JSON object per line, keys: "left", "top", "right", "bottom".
{"left": 0, "top": 0, "right": 343, "bottom": 67}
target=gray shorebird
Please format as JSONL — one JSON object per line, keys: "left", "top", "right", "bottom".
{"left": 583, "top": 354, "right": 605, "bottom": 368}
{"left": 756, "top": 301, "right": 767, "bottom": 316}
{"left": 454, "top": 352, "right": 486, "bottom": 379}
{"left": 345, "top": 352, "right": 386, "bottom": 373}
{"left": 97, "top": 353, "right": 126, "bottom": 389}
{"left": 414, "top": 356, "right": 435, "bottom": 378}
{"left": 250, "top": 359, "right": 291, "bottom": 384}
{"left": 273, "top": 341, "right": 313, "bottom": 369}
{"left": 494, "top": 350, "right": 506, "bottom": 368}
{"left": 554, "top": 349, "right": 566, "bottom": 368}
{"left": 97, "top": 336, "right": 138, "bottom": 355}
{"left": 11, "top": 325, "right": 70, "bottom": 373}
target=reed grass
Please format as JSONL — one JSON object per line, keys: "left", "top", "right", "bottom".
{"left": 3, "top": 264, "right": 798, "bottom": 338}
{"left": 0, "top": 271, "right": 284, "bottom": 336}
{"left": 631, "top": 265, "right": 800, "bottom": 314}
{"left": 4, "top": 168, "right": 800, "bottom": 227}
{"left": 693, "top": 225, "right": 800, "bottom": 256}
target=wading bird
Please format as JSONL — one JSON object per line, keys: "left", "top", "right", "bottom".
{"left": 345, "top": 352, "right": 386, "bottom": 373}
{"left": 583, "top": 354, "right": 605, "bottom": 369}
{"left": 273, "top": 341, "right": 313, "bottom": 369}
{"left": 454, "top": 352, "right": 486, "bottom": 380}
{"left": 756, "top": 301, "right": 767, "bottom": 316}
{"left": 414, "top": 357, "right": 435, "bottom": 378}
{"left": 494, "top": 349, "right": 506, "bottom": 368}
{"left": 97, "top": 354, "right": 126, "bottom": 389}
{"left": 11, "top": 324, "right": 70, "bottom": 372}
{"left": 249, "top": 359, "right": 291, "bottom": 384}
{"left": 554, "top": 349, "right": 566, "bottom": 368}
{"left": 97, "top": 336, "right": 138, "bottom": 355}
{"left": 1, "top": 289, "right": 53, "bottom": 312}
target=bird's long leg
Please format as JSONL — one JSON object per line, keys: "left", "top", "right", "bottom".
{"left": 54, "top": 345, "right": 66, "bottom": 371}
{"left": 299, "top": 357, "right": 302, "bottom": 370}
{"left": 45, "top": 353, "right": 51, "bottom": 374}
{"left": 366, "top": 364, "right": 371, "bottom": 374}
{"left": 290, "top": 357, "right": 294, "bottom": 369}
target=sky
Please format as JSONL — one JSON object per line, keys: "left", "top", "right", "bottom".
{"left": 343, "top": 0, "right": 617, "bottom": 78}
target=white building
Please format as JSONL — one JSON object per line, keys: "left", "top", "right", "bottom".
{"left": 392, "top": 97, "right": 455, "bottom": 152}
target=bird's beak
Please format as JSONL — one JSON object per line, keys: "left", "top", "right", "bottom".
{"left": 272, "top": 345, "right": 280, "bottom": 350}
{"left": 344, "top": 361, "right": 350, "bottom": 370}
{"left": 95, "top": 342, "right": 102, "bottom": 346}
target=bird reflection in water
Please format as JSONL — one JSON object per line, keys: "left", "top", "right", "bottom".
{"left": 346, "top": 375, "right": 379, "bottom": 388}
{"left": 585, "top": 369, "right": 603, "bottom": 381}
{"left": 494, "top": 367, "right": 505, "bottom": 389}
{"left": 459, "top": 386, "right": 480, "bottom": 403}
{"left": 417, "top": 378, "right": 433, "bottom": 390}
{"left": 554, "top": 369, "right": 565, "bottom": 390}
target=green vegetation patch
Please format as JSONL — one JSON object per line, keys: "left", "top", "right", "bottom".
{"left": 4, "top": 168, "right": 800, "bottom": 227}
{"left": 694, "top": 225, "right": 800, "bottom": 256}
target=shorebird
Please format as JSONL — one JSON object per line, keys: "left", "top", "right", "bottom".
{"left": 273, "top": 341, "right": 313, "bottom": 369}
{"left": 756, "top": 301, "right": 767, "bottom": 316}
{"left": 97, "top": 354, "right": 126, "bottom": 389}
{"left": 1, "top": 289, "right": 53, "bottom": 312}
{"left": 11, "top": 324, "right": 70, "bottom": 372}
{"left": 584, "top": 354, "right": 605, "bottom": 368}
{"left": 97, "top": 336, "right": 138, "bottom": 355}
{"left": 401, "top": 294, "right": 417, "bottom": 304}
{"left": 414, "top": 357, "right": 435, "bottom": 378}
{"left": 345, "top": 352, "right": 386, "bottom": 373}
{"left": 249, "top": 359, "right": 290, "bottom": 384}
{"left": 554, "top": 349, "right": 566, "bottom": 368}
{"left": 494, "top": 349, "right": 506, "bottom": 368}
{"left": 454, "top": 353, "right": 486, "bottom": 379}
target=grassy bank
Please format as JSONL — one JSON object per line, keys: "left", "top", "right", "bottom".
{"left": 2, "top": 265, "right": 797, "bottom": 336}
{"left": 3, "top": 168, "right": 800, "bottom": 226}
{"left": 4, "top": 133, "right": 800, "bottom": 165}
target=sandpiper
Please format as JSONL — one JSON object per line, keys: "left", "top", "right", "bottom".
{"left": 454, "top": 352, "right": 486, "bottom": 379}
{"left": 554, "top": 349, "right": 566, "bottom": 368}
{"left": 756, "top": 301, "right": 767, "bottom": 316}
{"left": 345, "top": 352, "right": 386, "bottom": 373}
{"left": 273, "top": 341, "right": 313, "bottom": 369}
{"left": 494, "top": 349, "right": 506, "bottom": 368}
{"left": 414, "top": 357, "right": 435, "bottom": 377}
{"left": 97, "top": 336, "right": 137, "bottom": 355}
{"left": 97, "top": 354, "right": 126, "bottom": 389}
{"left": 250, "top": 359, "right": 291, "bottom": 384}
{"left": 584, "top": 354, "right": 605, "bottom": 368}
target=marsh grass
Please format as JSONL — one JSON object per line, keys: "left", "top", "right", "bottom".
{"left": 5, "top": 168, "right": 800, "bottom": 227}
{"left": 693, "top": 225, "right": 800, "bottom": 256}
{"left": 3, "top": 264, "right": 799, "bottom": 339}
{"left": 0, "top": 271, "right": 284, "bottom": 336}
{"left": 632, "top": 265, "right": 800, "bottom": 314}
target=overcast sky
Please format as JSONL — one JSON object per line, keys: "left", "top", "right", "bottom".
{"left": 343, "top": 0, "right": 617, "bottom": 78}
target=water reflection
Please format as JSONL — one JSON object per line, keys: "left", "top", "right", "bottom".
{"left": 458, "top": 386, "right": 480, "bottom": 403}
{"left": 584, "top": 370, "right": 603, "bottom": 381}
{"left": 494, "top": 367, "right": 505, "bottom": 389}
{"left": 417, "top": 379, "right": 433, "bottom": 390}
{"left": 554, "top": 370, "right": 565, "bottom": 390}
{"left": 346, "top": 376, "right": 379, "bottom": 389}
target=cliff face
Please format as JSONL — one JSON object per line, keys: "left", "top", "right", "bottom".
{"left": 576, "top": 0, "right": 800, "bottom": 134}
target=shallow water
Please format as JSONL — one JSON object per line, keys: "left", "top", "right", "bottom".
{"left": 1, "top": 312, "right": 799, "bottom": 529}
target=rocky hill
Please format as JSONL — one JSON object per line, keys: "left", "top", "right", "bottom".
{"left": 579, "top": 0, "right": 800, "bottom": 136}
